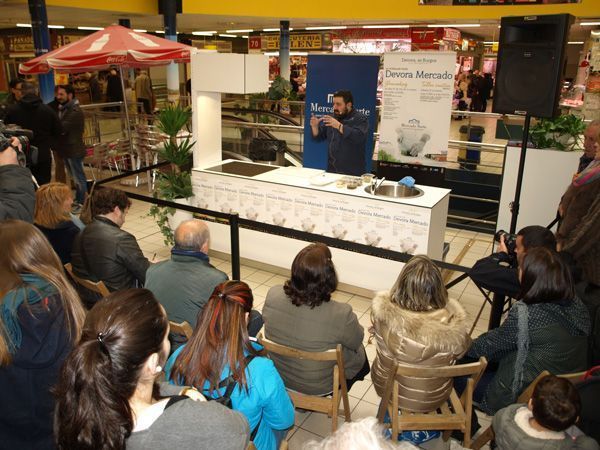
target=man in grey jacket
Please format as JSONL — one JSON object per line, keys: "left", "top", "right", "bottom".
{"left": 146, "top": 219, "right": 263, "bottom": 348}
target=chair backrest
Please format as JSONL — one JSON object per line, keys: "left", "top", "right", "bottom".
{"left": 394, "top": 359, "right": 487, "bottom": 380}
{"left": 169, "top": 320, "right": 193, "bottom": 339}
{"left": 64, "top": 263, "right": 110, "bottom": 298}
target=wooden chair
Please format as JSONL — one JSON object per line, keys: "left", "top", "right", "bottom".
{"left": 377, "top": 357, "right": 488, "bottom": 448}
{"left": 169, "top": 320, "right": 193, "bottom": 339}
{"left": 257, "top": 333, "right": 351, "bottom": 432}
{"left": 470, "top": 370, "right": 587, "bottom": 449}
{"left": 64, "top": 263, "right": 110, "bottom": 298}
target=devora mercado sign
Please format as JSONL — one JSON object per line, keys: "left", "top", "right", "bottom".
{"left": 378, "top": 52, "right": 455, "bottom": 165}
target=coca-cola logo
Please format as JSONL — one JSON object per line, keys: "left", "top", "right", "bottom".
{"left": 106, "top": 55, "right": 126, "bottom": 63}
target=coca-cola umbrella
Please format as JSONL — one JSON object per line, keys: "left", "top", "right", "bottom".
{"left": 19, "top": 25, "right": 192, "bottom": 150}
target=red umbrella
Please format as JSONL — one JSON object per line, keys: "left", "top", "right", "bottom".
{"left": 19, "top": 25, "right": 191, "bottom": 74}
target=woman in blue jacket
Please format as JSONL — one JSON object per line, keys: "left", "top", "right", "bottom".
{"left": 166, "top": 280, "right": 294, "bottom": 450}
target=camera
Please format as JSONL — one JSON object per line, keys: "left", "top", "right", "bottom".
{"left": 494, "top": 229, "right": 517, "bottom": 256}
{"left": 0, "top": 123, "right": 38, "bottom": 168}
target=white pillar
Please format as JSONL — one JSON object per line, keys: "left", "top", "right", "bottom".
{"left": 192, "top": 91, "right": 222, "bottom": 168}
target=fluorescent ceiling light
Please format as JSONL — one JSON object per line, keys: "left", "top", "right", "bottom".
{"left": 133, "top": 29, "right": 147, "bottom": 33}
{"left": 219, "top": 34, "right": 237, "bottom": 38}
{"left": 226, "top": 29, "right": 253, "bottom": 33}
{"left": 242, "top": 35, "right": 248, "bottom": 39}
{"left": 78, "top": 26, "right": 103, "bottom": 31}
{"left": 362, "top": 25, "right": 410, "bottom": 29}
{"left": 263, "top": 28, "right": 279, "bottom": 32}
{"left": 427, "top": 24, "right": 480, "bottom": 28}
{"left": 48, "top": 25, "right": 64, "bottom": 29}
{"left": 483, "top": 41, "right": 498, "bottom": 44}
{"left": 580, "top": 22, "right": 600, "bottom": 26}
{"left": 305, "top": 26, "right": 347, "bottom": 30}
{"left": 192, "top": 31, "right": 216, "bottom": 35}
{"left": 16, "top": 23, "right": 31, "bottom": 28}
{"left": 155, "top": 30, "right": 165, "bottom": 34}
{"left": 568, "top": 41, "right": 584, "bottom": 44}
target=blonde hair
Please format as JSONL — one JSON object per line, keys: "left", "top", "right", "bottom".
{"left": 34, "top": 182, "right": 72, "bottom": 228}
{"left": 0, "top": 220, "right": 85, "bottom": 366}
{"left": 391, "top": 255, "right": 447, "bottom": 312}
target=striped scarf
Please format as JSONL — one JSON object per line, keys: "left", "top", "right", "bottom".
{"left": 573, "top": 159, "right": 600, "bottom": 187}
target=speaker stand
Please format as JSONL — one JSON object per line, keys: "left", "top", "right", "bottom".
{"left": 509, "top": 113, "right": 532, "bottom": 234}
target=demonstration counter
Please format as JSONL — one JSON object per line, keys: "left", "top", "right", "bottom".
{"left": 192, "top": 160, "right": 450, "bottom": 292}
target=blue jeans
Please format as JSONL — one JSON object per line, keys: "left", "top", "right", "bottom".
{"left": 66, "top": 157, "right": 87, "bottom": 204}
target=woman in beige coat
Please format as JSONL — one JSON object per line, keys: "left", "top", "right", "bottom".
{"left": 371, "top": 255, "right": 471, "bottom": 413}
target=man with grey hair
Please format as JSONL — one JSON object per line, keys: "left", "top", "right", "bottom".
{"left": 145, "top": 219, "right": 263, "bottom": 349}
{"left": 580, "top": 120, "right": 600, "bottom": 173}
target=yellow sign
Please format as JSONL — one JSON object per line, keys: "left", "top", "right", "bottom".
{"left": 263, "top": 34, "right": 323, "bottom": 50}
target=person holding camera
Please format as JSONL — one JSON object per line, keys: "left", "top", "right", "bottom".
{"left": 469, "top": 226, "right": 557, "bottom": 299}
{"left": 4, "top": 82, "right": 62, "bottom": 185}
{"left": 0, "top": 134, "right": 35, "bottom": 222}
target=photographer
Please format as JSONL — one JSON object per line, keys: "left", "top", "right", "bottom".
{"left": 469, "top": 226, "right": 556, "bottom": 299}
{"left": 0, "top": 134, "right": 35, "bottom": 222}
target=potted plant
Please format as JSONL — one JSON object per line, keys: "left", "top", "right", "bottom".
{"left": 149, "top": 103, "right": 195, "bottom": 245}
{"left": 530, "top": 114, "right": 586, "bottom": 151}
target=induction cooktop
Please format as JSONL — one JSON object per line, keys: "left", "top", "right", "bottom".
{"left": 205, "top": 161, "right": 280, "bottom": 178}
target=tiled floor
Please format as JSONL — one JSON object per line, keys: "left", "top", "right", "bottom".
{"left": 122, "top": 199, "right": 497, "bottom": 449}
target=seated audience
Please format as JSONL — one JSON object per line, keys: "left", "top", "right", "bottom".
{"left": 371, "top": 255, "right": 471, "bottom": 412}
{"left": 493, "top": 375, "right": 599, "bottom": 450}
{"left": 166, "top": 281, "right": 294, "bottom": 450}
{"left": 54, "top": 288, "right": 250, "bottom": 450}
{"left": 146, "top": 219, "right": 263, "bottom": 349}
{"left": 71, "top": 187, "right": 150, "bottom": 293}
{"left": 34, "top": 182, "right": 81, "bottom": 264}
{"left": 466, "top": 248, "right": 590, "bottom": 415}
{"left": 0, "top": 134, "right": 35, "bottom": 222}
{"left": 469, "top": 226, "right": 556, "bottom": 299}
{"left": 0, "top": 220, "right": 85, "bottom": 450}
{"left": 262, "top": 243, "right": 369, "bottom": 394}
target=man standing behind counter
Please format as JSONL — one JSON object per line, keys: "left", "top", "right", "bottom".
{"left": 310, "top": 90, "right": 369, "bottom": 176}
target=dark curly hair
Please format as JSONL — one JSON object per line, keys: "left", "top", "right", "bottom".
{"left": 91, "top": 187, "right": 131, "bottom": 217}
{"left": 283, "top": 243, "right": 338, "bottom": 308}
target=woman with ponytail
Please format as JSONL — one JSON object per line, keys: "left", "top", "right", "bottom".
{"left": 165, "top": 281, "right": 295, "bottom": 450}
{"left": 0, "top": 220, "right": 86, "bottom": 450}
{"left": 54, "top": 288, "right": 249, "bottom": 450}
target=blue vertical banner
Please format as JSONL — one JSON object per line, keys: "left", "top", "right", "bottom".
{"left": 303, "top": 54, "right": 379, "bottom": 173}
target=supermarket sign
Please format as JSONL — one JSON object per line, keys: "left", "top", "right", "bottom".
{"left": 249, "top": 33, "right": 331, "bottom": 51}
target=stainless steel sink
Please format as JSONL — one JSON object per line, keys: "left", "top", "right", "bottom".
{"left": 364, "top": 184, "right": 424, "bottom": 198}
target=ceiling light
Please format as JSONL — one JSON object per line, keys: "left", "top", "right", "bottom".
{"left": 48, "top": 25, "right": 65, "bottom": 29}
{"left": 483, "top": 41, "right": 498, "bottom": 44}
{"left": 568, "top": 41, "right": 584, "bottom": 44}
{"left": 192, "top": 31, "right": 216, "bottom": 36}
{"left": 305, "top": 26, "right": 347, "bottom": 30}
{"left": 133, "top": 29, "right": 147, "bottom": 33}
{"left": 219, "top": 34, "right": 237, "bottom": 38}
{"left": 362, "top": 25, "right": 410, "bottom": 29}
{"left": 263, "top": 28, "right": 279, "bottom": 32}
{"left": 226, "top": 29, "right": 253, "bottom": 33}
{"left": 242, "top": 36, "right": 249, "bottom": 39}
{"left": 78, "top": 26, "right": 103, "bottom": 31}
{"left": 16, "top": 23, "right": 32, "bottom": 28}
{"left": 580, "top": 22, "right": 600, "bottom": 26}
{"left": 155, "top": 30, "right": 165, "bottom": 34}
{"left": 427, "top": 24, "right": 480, "bottom": 28}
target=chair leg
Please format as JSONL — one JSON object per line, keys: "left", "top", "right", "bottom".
{"left": 471, "top": 427, "right": 494, "bottom": 450}
{"left": 392, "top": 382, "right": 399, "bottom": 441}
{"left": 332, "top": 366, "right": 340, "bottom": 432}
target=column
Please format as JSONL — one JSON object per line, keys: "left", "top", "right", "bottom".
{"left": 28, "top": 0, "right": 54, "bottom": 103}
{"left": 162, "top": 0, "right": 180, "bottom": 103}
{"left": 279, "top": 20, "right": 290, "bottom": 82}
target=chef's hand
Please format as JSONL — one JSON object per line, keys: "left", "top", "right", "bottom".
{"left": 309, "top": 114, "right": 321, "bottom": 128}
{"left": 322, "top": 115, "right": 341, "bottom": 130}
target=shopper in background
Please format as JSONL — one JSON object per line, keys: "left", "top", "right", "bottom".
{"left": 370, "top": 255, "right": 471, "bottom": 413}
{"left": 4, "top": 82, "right": 62, "bottom": 185}
{"left": 54, "top": 84, "right": 88, "bottom": 211}
{"left": 0, "top": 220, "right": 85, "bottom": 450}
{"left": 465, "top": 248, "right": 590, "bottom": 416}
{"left": 34, "top": 183, "right": 81, "bottom": 265}
{"left": 262, "top": 242, "right": 369, "bottom": 394}
{"left": 310, "top": 89, "right": 369, "bottom": 176}
{"left": 47, "top": 86, "right": 68, "bottom": 184}
{"left": 54, "top": 288, "right": 250, "bottom": 450}
{"left": 134, "top": 69, "right": 154, "bottom": 115}
{"left": 0, "top": 78, "right": 23, "bottom": 120}
{"left": 0, "top": 134, "right": 35, "bottom": 222}
{"left": 166, "top": 280, "right": 295, "bottom": 450}
{"left": 480, "top": 73, "right": 494, "bottom": 112}
{"left": 87, "top": 72, "right": 102, "bottom": 103}
{"left": 578, "top": 120, "right": 600, "bottom": 174}
{"left": 105, "top": 67, "right": 124, "bottom": 110}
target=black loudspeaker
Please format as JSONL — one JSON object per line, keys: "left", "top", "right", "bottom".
{"left": 493, "top": 14, "right": 573, "bottom": 119}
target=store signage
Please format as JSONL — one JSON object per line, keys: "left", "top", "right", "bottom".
{"left": 303, "top": 54, "right": 380, "bottom": 173}
{"left": 443, "top": 28, "right": 461, "bottom": 42}
{"left": 331, "top": 28, "right": 411, "bottom": 41}
{"left": 378, "top": 51, "right": 456, "bottom": 166}
{"left": 260, "top": 33, "right": 325, "bottom": 50}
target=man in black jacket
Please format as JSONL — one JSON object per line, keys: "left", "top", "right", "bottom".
{"left": 4, "top": 82, "right": 61, "bottom": 185}
{"left": 71, "top": 187, "right": 150, "bottom": 299}
{"left": 55, "top": 85, "right": 87, "bottom": 209}
{"left": 0, "top": 134, "right": 35, "bottom": 222}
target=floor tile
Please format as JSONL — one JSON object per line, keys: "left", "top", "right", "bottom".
{"left": 301, "top": 411, "right": 346, "bottom": 438}
{"left": 288, "top": 428, "right": 322, "bottom": 450}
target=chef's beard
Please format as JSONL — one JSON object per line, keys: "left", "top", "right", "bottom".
{"left": 333, "top": 107, "right": 350, "bottom": 120}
